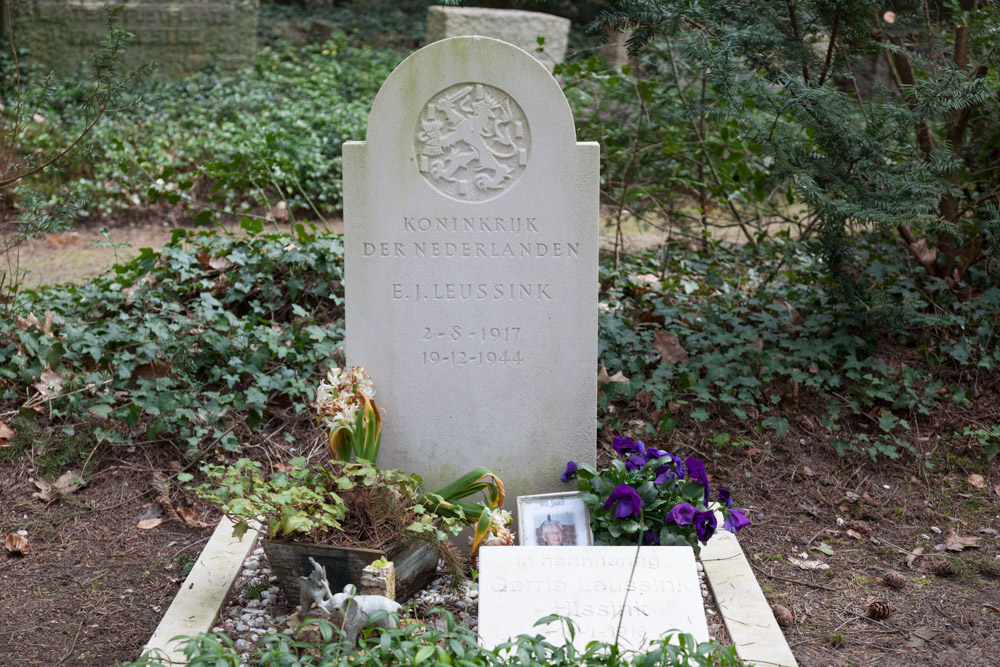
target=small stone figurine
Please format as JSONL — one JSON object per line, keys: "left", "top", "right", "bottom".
{"left": 298, "top": 557, "right": 402, "bottom": 646}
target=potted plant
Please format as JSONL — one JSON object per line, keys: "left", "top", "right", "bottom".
{"left": 194, "top": 366, "right": 513, "bottom": 604}
{"left": 560, "top": 436, "right": 750, "bottom": 551}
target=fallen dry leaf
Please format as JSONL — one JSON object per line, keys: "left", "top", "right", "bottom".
{"left": 122, "top": 273, "right": 157, "bottom": 300}
{"left": 944, "top": 531, "right": 982, "bottom": 552}
{"left": 653, "top": 330, "right": 689, "bottom": 365}
{"left": 773, "top": 299, "right": 805, "bottom": 326}
{"left": 32, "top": 471, "right": 84, "bottom": 502}
{"left": 32, "top": 478, "right": 53, "bottom": 501}
{"left": 272, "top": 200, "right": 289, "bottom": 222}
{"left": 133, "top": 360, "right": 173, "bottom": 380}
{"left": 803, "top": 466, "right": 814, "bottom": 477}
{"left": 906, "top": 546, "right": 924, "bottom": 568}
{"left": 907, "top": 238, "right": 937, "bottom": 274}
{"left": 0, "top": 419, "right": 13, "bottom": 445}
{"left": 597, "top": 364, "right": 629, "bottom": 385}
{"left": 846, "top": 529, "right": 863, "bottom": 540}
{"left": 176, "top": 507, "right": 209, "bottom": 528}
{"left": 32, "top": 368, "right": 64, "bottom": 400}
{"left": 789, "top": 556, "right": 830, "bottom": 571}
{"left": 968, "top": 474, "right": 987, "bottom": 490}
{"left": 627, "top": 273, "right": 660, "bottom": 286}
{"left": 54, "top": 471, "right": 84, "bottom": 494}
{"left": 137, "top": 518, "right": 164, "bottom": 530}
{"left": 4, "top": 532, "right": 29, "bottom": 555}
{"left": 209, "top": 256, "right": 232, "bottom": 271}
{"left": 138, "top": 503, "right": 164, "bottom": 523}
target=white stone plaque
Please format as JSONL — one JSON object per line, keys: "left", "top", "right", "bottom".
{"left": 344, "top": 37, "right": 599, "bottom": 506}
{"left": 478, "top": 546, "right": 709, "bottom": 651}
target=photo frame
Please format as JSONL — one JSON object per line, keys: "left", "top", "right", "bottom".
{"left": 516, "top": 491, "right": 593, "bottom": 547}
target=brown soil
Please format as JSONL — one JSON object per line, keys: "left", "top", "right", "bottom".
{"left": 675, "top": 409, "right": 1000, "bottom": 666}
{"left": 0, "top": 447, "right": 216, "bottom": 665}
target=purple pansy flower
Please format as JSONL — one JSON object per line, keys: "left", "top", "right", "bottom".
{"left": 560, "top": 461, "right": 578, "bottom": 483}
{"left": 724, "top": 508, "right": 751, "bottom": 533}
{"left": 685, "top": 456, "right": 711, "bottom": 502}
{"left": 717, "top": 487, "right": 732, "bottom": 509}
{"left": 625, "top": 453, "right": 646, "bottom": 471}
{"left": 666, "top": 501, "right": 697, "bottom": 526}
{"left": 612, "top": 437, "right": 645, "bottom": 457}
{"left": 693, "top": 510, "right": 717, "bottom": 542}
{"left": 644, "top": 447, "right": 668, "bottom": 461}
{"left": 603, "top": 484, "right": 644, "bottom": 519}
{"left": 653, "top": 463, "right": 677, "bottom": 485}
{"left": 642, "top": 529, "right": 660, "bottom": 545}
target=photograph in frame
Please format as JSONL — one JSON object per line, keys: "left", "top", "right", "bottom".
{"left": 516, "top": 491, "right": 593, "bottom": 546}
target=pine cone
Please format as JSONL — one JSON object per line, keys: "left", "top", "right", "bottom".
{"left": 928, "top": 560, "right": 955, "bottom": 577}
{"left": 883, "top": 570, "right": 906, "bottom": 589}
{"left": 867, "top": 600, "right": 892, "bottom": 620}
{"left": 772, "top": 604, "right": 794, "bottom": 627}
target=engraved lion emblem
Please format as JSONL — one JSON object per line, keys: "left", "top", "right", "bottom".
{"left": 415, "top": 83, "right": 530, "bottom": 201}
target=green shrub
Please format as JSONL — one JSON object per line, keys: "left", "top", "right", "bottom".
{"left": 588, "top": 0, "right": 1000, "bottom": 295}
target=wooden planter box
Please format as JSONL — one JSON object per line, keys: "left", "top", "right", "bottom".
{"left": 262, "top": 538, "right": 438, "bottom": 604}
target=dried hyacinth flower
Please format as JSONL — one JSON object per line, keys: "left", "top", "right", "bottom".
{"left": 481, "top": 509, "right": 515, "bottom": 547}
{"left": 315, "top": 365, "right": 374, "bottom": 433}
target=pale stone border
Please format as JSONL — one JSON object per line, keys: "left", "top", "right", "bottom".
{"left": 701, "top": 530, "right": 798, "bottom": 666}
{"left": 142, "top": 517, "right": 260, "bottom": 664}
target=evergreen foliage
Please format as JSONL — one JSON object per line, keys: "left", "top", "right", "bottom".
{"left": 589, "top": 0, "right": 999, "bottom": 297}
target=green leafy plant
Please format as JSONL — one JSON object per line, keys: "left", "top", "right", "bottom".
{"left": 597, "top": 234, "right": 999, "bottom": 460}
{"left": 0, "top": 223, "right": 344, "bottom": 457}
{"left": 128, "top": 612, "right": 743, "bottom": 666}
{"left": 193, "top": 454, "right": 509, "bottom": 566}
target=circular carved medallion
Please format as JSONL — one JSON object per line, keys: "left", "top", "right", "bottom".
{"left": 414, "top": 83, "right": 530, "bottom": 202}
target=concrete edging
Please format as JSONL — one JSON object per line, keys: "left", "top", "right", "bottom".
{"left": 142, "top": 517, "right": 260, "bottom": 665}
{"left": 701, "top": 530, "right": 798, "bottom": 666}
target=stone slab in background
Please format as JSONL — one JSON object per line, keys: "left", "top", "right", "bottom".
{"left": 426, "top": 6, "right": 570, "bottom": 72}
{"left": 344, "top": 36, "right": 599, "bottom": 515}
{"left": 478, "top": 546, "right": 710, "bottom": 651}
{"left": 5, "top": 0, "right": 258, "bottom": 79}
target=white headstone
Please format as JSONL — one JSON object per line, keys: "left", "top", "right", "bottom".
{"left": 426, "top": 7, "right": 571, "bottom": 72}
{"left": 477, "top": 546, "right": 710, "bottom": 651}
{"left": 344, "top": 37, "right": 598, "bottom": 509}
